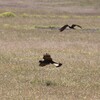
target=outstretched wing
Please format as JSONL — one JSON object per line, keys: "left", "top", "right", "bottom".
{"left": 43, "top": 53, "right": 53, "bottom": 61}
{"left": 39, "top": 53, "right": 53, "bottom": 66}
{"left": 59, "top": 24, "right": 69, "bottom": 32}
{"left": 71, "top": 24, "right": 82, "bottom": 29}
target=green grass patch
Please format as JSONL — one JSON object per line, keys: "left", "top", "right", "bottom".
{"left": 21, "top": 13, "right": 31, "bottom": 17}
{"left": 34, "top": 25, "right": 59, "bottom": 29}
{"left": 2, "top": 24, "right": 58, "bottom": 30}
{"left": 0, "top": 12, "right": 16, "bottom": 17}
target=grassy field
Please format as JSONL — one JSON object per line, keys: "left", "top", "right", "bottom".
{"left": 0, "top": 0, "right": 100, "bottom": 100}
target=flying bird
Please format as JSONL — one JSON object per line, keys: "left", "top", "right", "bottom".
{"left": 59, "top": 24, "right": 82, "bottom": 32}
{"left": 39, "top": 53, "right": 62, "bottom": 67}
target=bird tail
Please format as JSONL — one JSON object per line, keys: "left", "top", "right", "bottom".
{"left": 53, "top": 63, "right": 62, "bottom": 67}
{"left": 51, "top": 61, "right": 62, "bottom": 67}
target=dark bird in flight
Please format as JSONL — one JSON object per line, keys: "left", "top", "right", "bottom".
{"left": 59, "top": 24, "right": 82, "bottom": 32}
{"left": 39, "top": 53, "right": 62, "bottom": 67}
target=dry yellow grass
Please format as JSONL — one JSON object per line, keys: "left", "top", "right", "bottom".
{"left": 0, "top": 15, "right": 100, "bottom": 100}
{"left": 0, "top": 0, "right": 100, "bottom": 100}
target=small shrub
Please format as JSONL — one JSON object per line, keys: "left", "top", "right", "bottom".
{"left": 21, "top": 13, "right": 30, "bottom": 17}
{"left": 0, "top": 12, "right": 16, "bottom": 17}
{"left": 30, "top": 79, "right": 57, "bottom": 86}
{"left": 45, "top": 80, "right": 57, "bottom": 86}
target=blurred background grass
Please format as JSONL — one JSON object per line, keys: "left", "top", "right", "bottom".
{"left": 0, "top": 0, "right": 100, "bottom": 100}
